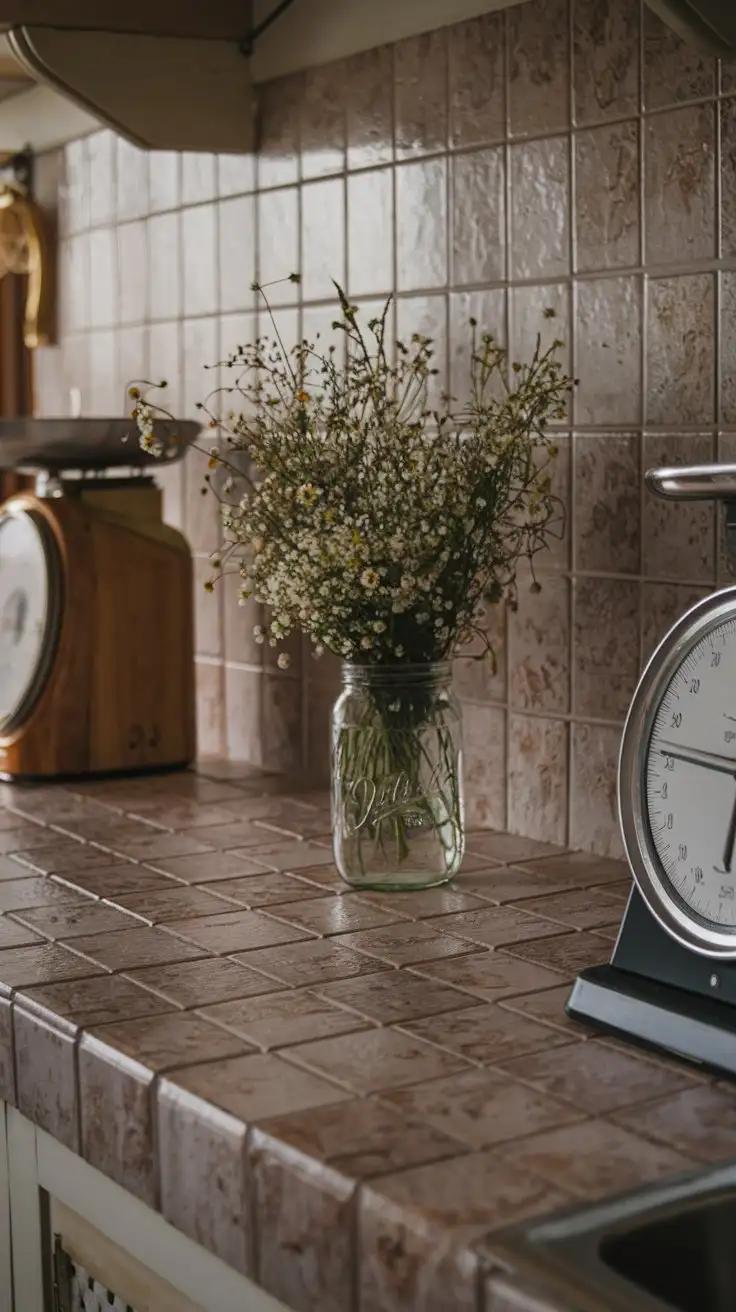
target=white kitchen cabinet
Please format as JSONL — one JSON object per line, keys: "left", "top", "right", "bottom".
{"left": 0, "top": 1103, "right": 287, "bottom": 1312}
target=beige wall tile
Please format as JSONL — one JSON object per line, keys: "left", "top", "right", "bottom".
{"left": 394, "top": 30, "right": 448, "bottom": 159}
{"left": 301, "top": 63, "right": 346, "bottom": 179}
{"left": 346, "top": 45, "right": 394, "bottom": 169}
{"left": 643, "top": 4, "right": 714, "bottom": 109}
{"left": 642, "top": 433, "right": 716, "bottom": 583}
{"left": 575, "top": 276, "right": 642, "bottom": 426}
{"left": 396, "top": 158, "right": 448, "bottom": 291}
{"left": 576, "top": 121, "right": 640, "bottom": 271}
{"left": 510, "top": 138, "right": 570, "bottom": 280}
{"left": 347, "top": 169, "right": 394, "bottom": 297}
{"left": 302, "top": 177, "right": 345, "bottom": 299}
{"left": 645, "top": 104, "right": 716, "bottom": 264}
{"left": 448, "top": 12, "right": 505, "bottom": 149}
{"left": 573, "top": 0, "right": 639, "bottom": 124}
{"left": 647, "top": 274, "right": 715, "bottom": 425}
{"left": 575, "top": 434, "right": 640, "bottom": 575}
{"left": 452, "top": 148, "right": 505, "bottom": 285}
{"left": 574, "top": 577, "right": 640, "bottom": 721}
{"left": 508, "top": 715, "right": 569, "bottom": 847}
{"left": 508, "top": 0, "right": 569, "bottom": 137}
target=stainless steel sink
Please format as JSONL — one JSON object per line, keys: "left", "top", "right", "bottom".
{"left": 490, "top": 1162, "right": 736, "bottom": 1311}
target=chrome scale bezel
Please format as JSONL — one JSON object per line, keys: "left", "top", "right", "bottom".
{"left": 618, "top": 584, "right": 736, "bottom": 959}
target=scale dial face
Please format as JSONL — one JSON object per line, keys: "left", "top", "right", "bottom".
{"left": 0, "top": 508, "right": 60, "bottom": 733}
{"left": 620, "top": 586, "right": 736, "bottom": 957}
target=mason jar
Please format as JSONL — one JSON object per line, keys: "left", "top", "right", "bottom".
{"left": 331, "top": 662, "right": 464, "bottom": 891}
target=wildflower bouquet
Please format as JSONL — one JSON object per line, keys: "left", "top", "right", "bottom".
{"left": 132, "top": 279, "right": 572, "bottom": 889}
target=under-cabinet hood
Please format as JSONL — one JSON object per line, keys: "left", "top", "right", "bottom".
{"left": 0, "top": 0, "right": 732, "bottom": 155}
{"left": 646, "top": 0, "right": 736, "bottom": 52}
{"left": 0, "top": 0, "right": 518, "bottom": 153}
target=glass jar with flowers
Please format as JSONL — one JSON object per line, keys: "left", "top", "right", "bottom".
{"left": 131, "top": 279, "right": 572, "bottom": 891}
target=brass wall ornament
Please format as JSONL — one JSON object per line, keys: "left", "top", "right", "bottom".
{"left": 0, "top": 150, "right": 53, "bottom": 349}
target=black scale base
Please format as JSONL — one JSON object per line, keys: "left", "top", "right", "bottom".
{"left": 567, "top": 887, "right": 736, "bottom": 1079}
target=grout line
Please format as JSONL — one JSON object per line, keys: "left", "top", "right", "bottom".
{"left": 566, "top": 0, "right": 577, "bottom": 849}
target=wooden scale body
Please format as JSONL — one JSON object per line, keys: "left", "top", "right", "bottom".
{"left": 0, "top": 419, "right": 198, "bottom": 779}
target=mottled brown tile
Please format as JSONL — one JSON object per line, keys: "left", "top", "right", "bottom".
{"left": 643, "top": 4, "right": 714, "bottom": 109}
{"left": 500, "top": 1039, "right": 696, "bottom": 1113}
{"left": 0, "top": 918, "right": 43, "bottom": 948}
{"left": 0, "top": 942, "right": 104, "bottom": 988}
{"left": 569, "top": 724, "right": 622, "bottom": 858}
{"left": 113, "top": 885, "right": 238, "bottom": 924}
{"left": 456, "top": 866, "right": 576, "bottom": 905}
{"left": 508, "top": 0, "right": 569, "bottom": 136}
{"left": 507, "top": 716, "right": 569, "bottom": 848}
{"left": 424, "top": 906, "right": 568, "bottom": 951}
{"left": 317, "top": 970, "right": 483, "bottom": 1026}
{"left": 148, "top": 850, "right": 269, "bottom": 883}
{"left": 468, "top": 835, "right": 558, "bottom": 866}
{"left": 510, "top": 137, "right": 570, "bottom": 279}
{"left": 239, "top": 841, "right": 335, "bottom": 874}
{"left": 642, "top": 434, "right": 715, "bottom": 582}
{"left": 647, "top": 274, "right": 715, "bottom": 424}
{"left": 396, "top": 158, "right": 447, "bottom": 291}
{"left": 403, "top": 1000, "right": 572, "bottom": 1067}
{"left": 346, "top": 45, "right": 393, "bottom": 169}
{"left": 452, "top": 595, "right": 507, "bottom": 705}
{"left": 173, "top": 1050, "right": 349, "bottom": 1122}
{"left": 452, "top": 148, "right": 505, "bottom": 285}
{"left": 514, "top": 886, "right": 626, "bottom": 931}
{"left": 88, "top": 1010, "right": 249, "bottom": 1072}
{"left": 394, "top": 30, "right": 447, "bottom": 158}
{"left": 574, "top": 0, "right": 639, "bottom": 123}
{"left": 0, "top": 994, "right": 12, "bottom": 1101}
{"left": 0, "top": 825, "right": 60, "bottom": 853}
{"left": 722, "top": 100, "right": 736, "bottom": 259}
{"left": 448, "top": 12, "right": 505, "bottom": 149}
{"left": 125, "top": 956, "right": 282, "bottom": 1008}
{"left": 284, "top": 1025, "right": 470, "bottom": 1094}
{"left": 360, "top": 886, "right": 487, "bottom": 921}
{"left": 103, "top": 831, "right": 215, "bottom": 862}
{"left": 575, "top": 433, "right": 641, "bottom": 574}
{"left": 613, "top": 1085, "right": 736, "bottom": 1164}
{"left": 384, "top": 1066, "right": 581, "bottom": 1150}
{"left": 522, "top": 850, "right": 626, "bottom": 886}
{"left": 165, "top": 908, "right": 310, "bottom": 954}
{"left": 18, "top": 974, "right": 174, "bottom": 1027}
{"left": 574, "top": 577, "right": 640, "bottom": 720}
{"left": 158, "top": 1081, "right": 250, "bottom": 1273}
{"left": 70, "top": 926, "right": 208, "bottom": 972}
{"left": 497, "top": 1118, "right": 694, "bottom": 1199}
{"left": 642, "top": 583, "right": 712, "bottom": 663}
{"left": 232, "top": 937, "right": 388, "bottom": 988}
{"left": 464, "top": 704, "right": 507, "bottom": 831}
{"left": 647, "top": 104, "right": 716, "bottom": 267}
{"left": 508, "top": 573, "right": 570, "bottom": 714}
{"left": 498, "top": 983, "right": 591, "bottom": 1036}
{"left": 202, "top": 872, "right": 327, "bottom": 909}
{"left": 501, "top": 930, "right": 609, "bottom": 978}
{"left": 575, "top": 276, "right": 642, "bottom": 425}
{"left": 79, "top": 1034, "right": 156, "bottom": 1205}
{"left": 13, "top": 1006, "right": 78, "bottom": 1149}
{"left": 337, "top": 921, "right": 479, "bottom": 967}
{"left": 360, "top": 1155, "right": 570, "bottom": 1312}
{"left": 265, "top": 893, "right": 407, "bottom": 937}
{"left": 576, "top": 120, "right": 640, "bottom": 270}
{"left": 203, "top": 988, "right": 368, "bottom": 1050}
{"left": 53, "top": 865, "right": 178, "bottom": 898}
{"left": 11, "top": 902, "right": 142, "bottom": 941}
{"left": 11, "top": 843, "right": 121, "bottom": 876}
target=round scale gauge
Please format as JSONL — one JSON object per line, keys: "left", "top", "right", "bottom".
{"left": 620, "top": 585, "right": 736, "bottom": 958}
{"left": 0, "top": 507, "right": 60, "bottom": 733}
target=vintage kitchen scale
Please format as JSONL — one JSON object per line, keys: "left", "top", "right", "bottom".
{"left": 0, "top": 418, "right": 200, "bottom": 779}
{"left": 568, "top": 464, "right": 736, "bottom": 1078}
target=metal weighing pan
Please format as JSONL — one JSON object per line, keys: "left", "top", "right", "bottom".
{"left": 0, "top": 419, "right": 201, "bottom": 473}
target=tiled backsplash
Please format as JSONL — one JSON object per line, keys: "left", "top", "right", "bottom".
{"left": 32, "top": 0, "right": 736, "bottom": 857}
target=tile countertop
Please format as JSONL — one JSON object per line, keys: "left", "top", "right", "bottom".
{"left": 0, "top": 766, "right": 730, "bottom": 1312}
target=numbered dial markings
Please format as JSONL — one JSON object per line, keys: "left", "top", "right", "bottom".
{"left": 0, "top": 511, "right": 55, "bottom": 730}
{"left": 647, "top": 618, "right": 736, "bottom": 927}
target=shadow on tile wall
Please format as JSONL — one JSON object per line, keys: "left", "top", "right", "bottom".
{"left": 32, "top": 0, "right": 736, "bottom": 857}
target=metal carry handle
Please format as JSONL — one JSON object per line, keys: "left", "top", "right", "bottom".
{"left": 646, "top": 464, "right": 736, "bottom": 501}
